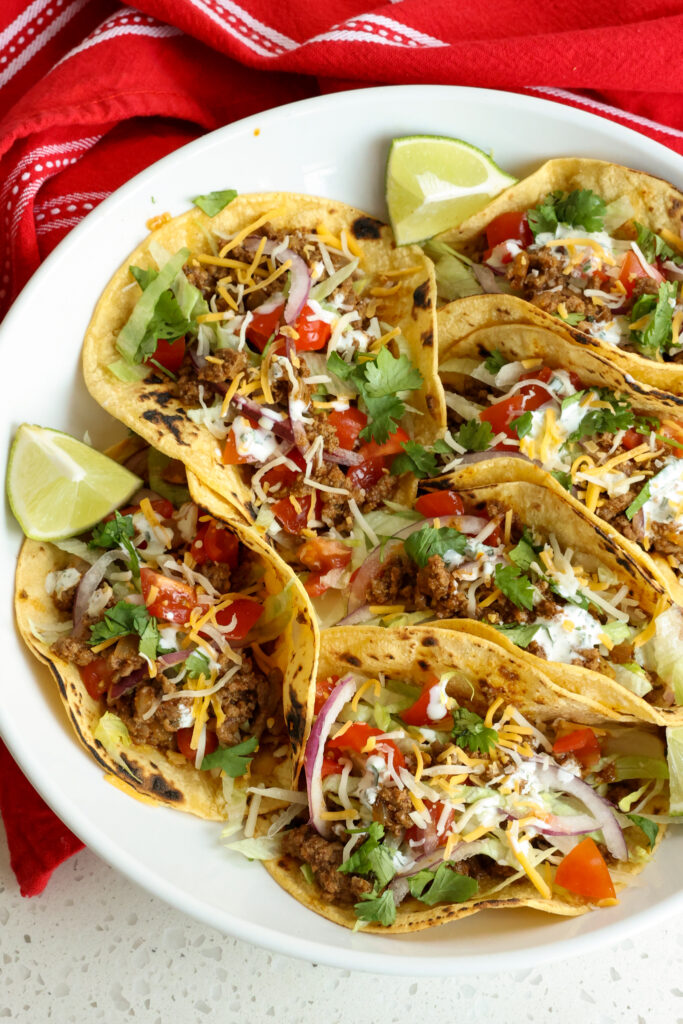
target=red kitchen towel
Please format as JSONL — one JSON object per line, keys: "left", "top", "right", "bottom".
{"left": 3, "top": 0, "right": 683, "bottom": 895}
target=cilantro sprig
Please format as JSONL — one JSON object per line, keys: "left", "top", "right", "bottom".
{"left": 201, "top": 735, "right": 258, "bottom": 776}
{"left": 339, "top": 822, "right": 395, "bottom": 889}
{"left": 89, "top": 601, "right": 159, "bottom": 662}
{"left": 451, "top": 708, "right": 498, "bottom": 754}
{"left": 484, "top": 350, "right": 507, "bottom": 374}
{"left": 451, "top": 418, "right": 495, "bottom": 451}
{"left": 408, "top": 862, "right": 478, "bottom": 906}
{"left": 492, "top": 622, "right": 543, "bottom": 648}
{"left": 391, "top": 440, "right": 451, "bottom": 479}
{"left": 89, "top": 510, "right": 140, "bottom": 582}
{"left": 494, "top": 563, "right": 536, "bottom": 611}
{"left": 328, "top": 347, "right": 423, "bottom": 443}
{"left": 629, "top": 281, "right": 678, "bottom": 357}
{"left": 634, "top": 222, "right": 681, "bottom": 267}
{"left": 354, "top": 889, "right": 397, "bottom": 927}
{"left": 403, "top": 525, "right": 467, "bottom": 568}
{"left": 566, "top": 389, "right": 656, "bottom": 443}
{"left": 527, "top": 189, "right": 606, "bottom": 237}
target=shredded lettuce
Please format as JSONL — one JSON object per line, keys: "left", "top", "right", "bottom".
{"left": 224, "top": 834, "right": 282, "bottom": 860}
{"left": 645, "top": 608, "right": 683, "bottom": 702}
{"left": 612, "top": 663, "right": 653, "bottom": 697}
{"left": 309, "top": 257, "right": 359, "bottom": 302}
{"left": 107, "top": 359, "right": 150, "bottom": 382}
{"left": 422, "top": 241, "right": 484, "bottom": 302}
{"left": 220, "top": 776, "right": 248, "bottom": 837}
{"left": 666, "top": 727, "right": 683, "bottom": 815}
{"left": 603, "top": 195, "right": 635, "bottom": 233}
{"left": 147, "top": 448, "right": 190, "bottom": 505}
{"left": 94, "top": 713, "right": 138, "bottom": 778}
{"left": 116, "top": 248, "right": 191, "bottom": 363}
{"left": 247, "top": 580, "right": 294, "bottom": 644}
{"left": 613, "top": 755, "right": 669, "bottom": 782}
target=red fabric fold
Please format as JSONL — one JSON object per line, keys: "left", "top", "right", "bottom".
{"left": 2, "top": 0, "right": 683, "bottom": 894}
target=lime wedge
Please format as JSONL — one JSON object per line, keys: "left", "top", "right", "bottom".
{"left": 386, "top": 135, "right": 517, "bottom": 245}
{"left": 6, "top": 424, "right": 142, "bottom": 541}
{"left": 667, "top": 727, "right": 683, "bottom": 815}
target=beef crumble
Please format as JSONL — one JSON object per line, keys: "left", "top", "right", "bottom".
{"left": 281, "top": 824, "right": 372, "bottom": 904}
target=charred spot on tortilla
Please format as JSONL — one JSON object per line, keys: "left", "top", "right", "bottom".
{"left": 150, "top": 774, "right": 183, "bottom": 801}
{"left": 422, "top": 635, "right": 438, "bottom": 648}
{"left": 351, "top": 216, "right": 383, "bottom": 240}
{"left": 18, "top": 589, "right": 28, "bottom": 600}
{"left": 342, "top": 653, "right": 362, "bottom": 668}
{"left": 141, "top": 409, "right": 189, "bottom": 445}
{"left": 412, "top": 281, "right": 431, "bottom": 310}
{"left": 146, "top": 389, "right": 176, "bottom": 409}
{"left": 421, "top": 330, "right": 434, "bottom": 347}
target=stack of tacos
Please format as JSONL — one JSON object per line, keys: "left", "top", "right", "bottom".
{"left": 13, "top": 172, "right": 683, "bottom": 933}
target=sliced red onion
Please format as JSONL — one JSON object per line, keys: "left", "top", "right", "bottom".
{"left": 253, "top": 291, "right": 285, "bottom": 316}
{"left": 347, "top": 538, "right": 404, "bottom": 613}
{"left": 471, "top": 263, "right": 503, "bottom": 293}
{"left": 536, "top": 813, "right": 600, "bottom": 837}
{"left": 189, "top": 345, "right": 207, "bottom": 370}
{"left": 72, "top": 550, "right": 124, "bottom": 638}
{"left": 304, "top": 674, "right": 357, "bottom": 837}
{"left": 661, "top": 260, "right": 683, "bottom": 280}
{"left": 230, "top": 394, "right": 296, "bottom": 444}
{"left": 157, "top": 649, "right": 191, "bottom": 667}
{"left": 244, "top": 237, "right": 311, "bottom": 324}
{"left": 529, "top": 760, "right": 627, "bottom": 861}
{"left": 108, "top": 666, "right": 149, "bottom": 701}
{"left": 337, "top": 604, "right": 376, "bottom": 626}
{"left": 323, "top": 448, "right": 364, "bottom": 467}
{"left": 288, "top": 392, "right": 310, "bottom": 450}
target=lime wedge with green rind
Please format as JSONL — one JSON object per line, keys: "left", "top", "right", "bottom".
{"left": 7, "top": 424, "right": 142, "bottom": 541}
{"left": 386, "top": 134, "right": 517, "bottom": 245}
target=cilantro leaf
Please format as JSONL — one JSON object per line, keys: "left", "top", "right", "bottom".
{"left": 403, "top": 525, "right": 467, "bottom": 569}
{"left": 186, "top": 650, "right": 211, "bottom": 679}
{"left": 89, "top": 511, "right": 135, "bottom": 549}
{"left": 408, "top": 862, "right": 478, "bottom": 906}
{"left": 551, "top": 470, "right": 572, "bottom": 491}
{"left": 452, "top": 418, "right": 494, "bottom": 452}
{"left": 354, "top": 889, "right": 396, "bottom": 927}
{"left": 328, "top": 348, "right": 423, "bottom": 444}
{"left": 552, "top": 311, "right": 585, "bottom": 327}
{"left": 201, "top": 735, "right": 258, "bottom": 776}
{"left": 509, "top": 535, "right": 538, "bottom": 572}
{"left": 192, "top": 189, "right": 238, "bottom": 217}
{"left": 338, "top": 822, "right": 395, "bottom": 888}
{"left": 391, "top": 441, "right": 439, "bottom": 479}
{"left": 484, "top": 349, "right": 507, "bottom": 374}
{"left": 567, "top": 390, "right": 637, "bottom": 442}
{"left": 511, "top": 411, "right": 533, "bottom": 438}
{"left": 527, "top": 189, "right": 606, "bottom": 237}
{"left": 89, "top": 601, "right": 159, "bottom": 660}
{"left": 494, "top": 564, "right": 535, "bottom": 611}
{"left": 625, "top": 481, "right": 651, "bottom": 521}
{"left": 629, "top": 281, "right": 678, "bottom": 356}
{"left": 451, "top": 708, "right": 498, "bottom": 754}
{"left": 626, "top": 813, "right": 659, "bottom": 849}
{"left": 491, "top": 622, "right": 543, "bottom": 648}
{"left": 634, "top": 222, "right": 679, "bottom": 266}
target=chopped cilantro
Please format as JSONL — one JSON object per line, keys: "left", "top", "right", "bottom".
{"left": 327, "top": 347, "right": 423, "bottom": 444}
{"left": 566, "top": 390, "right": 644, "bottom": 442}
{"left": 484, "top": 349, "right": 507, "bottom": 374}
{"left": 403, "top": 525, "right": 467, "bottom": 569}
{"left": 354, "top": 889, "right": 396, "bottom": 927}
{"left": 492, "top": 622, "right": 543, "bottom": 648}
{"left": 494, "top": 563, "right": 535, "bottom": 611}
{"left": 629, "top": 281, "right": 678, "bottom": 356}
{"left": 89, "top": 511, "right": 135, "bottom": 549}
{"left": 509, "top": 534, "right": 538, "bottom": 572}
{"left": 391, "top": 441, "right": 440, "bottom": 479}
{"left": 626, "top": 813, "right": 659, "bottom": 849}
{"left": 338, "top": 822, "right": 395, "bottom": 888}
{"left": 201, "top": 735, "right": 258, "bottom": 776}
{"left": 625, "top": 481, "right": 651, "bottom": 521}
{"left": 451, "top": 418, "right": 494, "bottom": 451}
{"left": 527, "top": 189, "right": 606, "bottom": 237}
{"left": 552, "top": 310, "right": 585, "bottom": 327}
{"left": 408, "top": 862, "right": 478, "bottom": 906}
{"left": 551, "top": 470, "right": 572, "bottom": 491}
{"left": 186, "top": 650, "right": 211, "bottom": 679}
{"left": 192, "top": 189, "right": 238, "bottom": 217}
{"left": 634, "top": 222, "right": 680, "bottom": 266}
{"left": 511, "top": 411, "right": 533, "bottom": 438}
{"left": 451, "top": 707, "right": 498, "bottom": 754}
{"left": 89, "top": 601, "right": 159, "bottom": 661}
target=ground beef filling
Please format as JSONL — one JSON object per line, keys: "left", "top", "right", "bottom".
{"left": 372, "top": 784, "right": 414, "bottom": 836}
{"left": 281, "top": 825, "right": 372, "bottom": 904}
{"left": 506, "top": 249, "right": 610, "bottom": 325}
{"left": 176, "top": 349, "right": 249, "bottom": 407}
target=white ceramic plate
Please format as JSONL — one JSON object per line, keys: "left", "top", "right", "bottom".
{"left": 3, "top": 85, "right": 683, "bottom": 975}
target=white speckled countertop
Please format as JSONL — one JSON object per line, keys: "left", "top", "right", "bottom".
{"left": 1, "top": 829, "right": 681, "bottom": 1022}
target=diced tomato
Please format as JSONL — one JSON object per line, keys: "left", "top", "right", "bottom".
{"left": 405, "top": 800, "right": 454, "bottom": 848}
{"left": 621, "top": 427, "right": 646, "bottom": 451}
{"left": 485, "top": 211, "right": 533, "bottom": 250}
{"left": 329, "top": 407, "right": 368, "bottom": 450}
{"left": 114, "top": 498, "right": 175, "bottom": 522}
{"left": 262, "top": 449, "right": 307, "bottom": 490}
{"left": 480, "top": 379, "right": 552, "bottom": 441}
{"left": 140, "top": 568, "right": 199, "bottom": 625}
{"left": 298, "top": 537, "right": 351, "bottom": 573}
{"left": 358, "top": 427, "right": 410, "bottom": 461}
{"left": 191, "top": 519, "right": 239, "bottom": 568}
{"left": 79, "top": 658, "right": 112, "bottom": 701}
{"left": 552, "top": 728, "right": 601, "bottom": 769}
{"left": 144, "top": 335, "right": 186, "bottom": 375}
{"left": 246, "top": 302, "right": 284, "bottom": 352}
{"left": 176, "top": 726, "right": 218, "bottom": 763}
{"left": 321, "top": 754, "right": 344, "bottom": 778}
{"left": 304, "top": 571, "right": 330, "bottom": 597}
{"left": 659, "top": 419, "right": 683, "bottom": 459}
{"left": 554, "top": 837, "right": 615, "bottom": 901}
{"left": 618, "top": 250, "right": 663, "bottom": 298}
{"left": 401, "top": 674, "right": 452, "bottom": 728}
{"left": 222, "top": 428, "right": 251, "bottom": 466}
{"left": 415, "top": 491, "right": 465, "bottom": 519}
{"left": 293, "top": 305, "right": 332, "bottom": 351}
{"left": 271, "top": 493, "right": 317, "bottom": 534}
{"left": 346, "top": 456, "right": 385, "bottom": 493}
{"left": 314, "top": 675, "right": 339, "bottom": 714}
{"left": 326, "top": 722, "right": 406, "bottom": 771}
{"left": 215, "top": 599, "right": 263, "bottom": 640}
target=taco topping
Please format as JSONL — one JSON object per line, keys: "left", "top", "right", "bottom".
{"left": 261, "top": 671, "right": 669, "bottom": 925}
{"left": 445, "top": 189, "right": 683, "bottom": 361}
{"left": 42, "top": 467, "right": 286, "bottom": 772}
{"left": 439, "top": 353, "right": 683, "bottom": 568}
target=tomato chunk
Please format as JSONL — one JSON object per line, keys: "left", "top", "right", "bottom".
{"left": 293, "top": 305, "right": 332, "bottom": 351}
{"left": 298, "top": 537, "right": 351, "bottom": 573}
{"left": 326, "top": 722, "right": 406, "bottom": 771}
{"left": 321, "top": 754, "right": 344, "bottom": 777}
{"left": 314, "top": 675, "right": 340, "bottom": 714}
{"left": 480, "top": 380, "right": 552, "bottom": 441}
{"left": 271, "top": 493, "right": 317, "bottom": 534}
{"left": 140, "top": 568, "right": 199, "bottom": 625}
{"left": 659, "top": 419, "right": 683, "bottom": 459}
{"left": 145, "top": 336, "right": 186, "bottom": 374}
{"left": 176, "top": 726, "right": 218, "bottom": 762}
{"left": 486, "top": 212, "right": 533, "bottom": 250}
{"left": 359, "top": 427, "right": 410, "bottom": 461}
{"left": 79, "top": 658, "right": 112, "bottom": 701}
{"left": 114, "top": 498, "right": 175, "bottom": 522}
{"left": 552, "top": 728, "right": 601, "bottom": 769}
{"left": 191, "top": 519, "right": 239, "bottom": 568}
{"left": 246, "top": 302, "right": 284, "bottom": 352}
{"left": 618, "top": 250, "right": 663, "bottom": 298}
{"left": 405, "top": 800, "right": 454, "bottom": 847}
{"left": 329, "top": 407, "right": 367, "bottom": 450}
{"left": 415, "top": 491, "right": 465, "bottom": 519}
{"left": 215, "top": 599, "right": 263, "bottom": 640}
{"left": 401, "top": 675, "right": 452, "bottom": 728}
{"left": 261, "top": 449, "right": 307, "bottom": 489}
{"left": 621, "top": 427, "right": 646, "bottom": 451}
{"left": 346, "top": 456, "right": 385, "bottom": 493}
{"left": 555, "top": 837, "right": 615, "bottom": 901}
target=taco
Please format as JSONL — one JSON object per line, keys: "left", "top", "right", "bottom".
{"left": 329, "top": 462, "right": 683, "bottom": 724}
{"left": 82, "top": 193, "right": 446, "bottom": 597}
{"left": 436, "top": 293, "right": 683, "bottom": 603}
{"left": 14, "top": 438, "right": 318, "bottom": 820}
{"left": 255, "top": 626, "right": 676, "bottom": 933}
{"left": 431, "top": 158, "right": 683, "bottom": 392}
